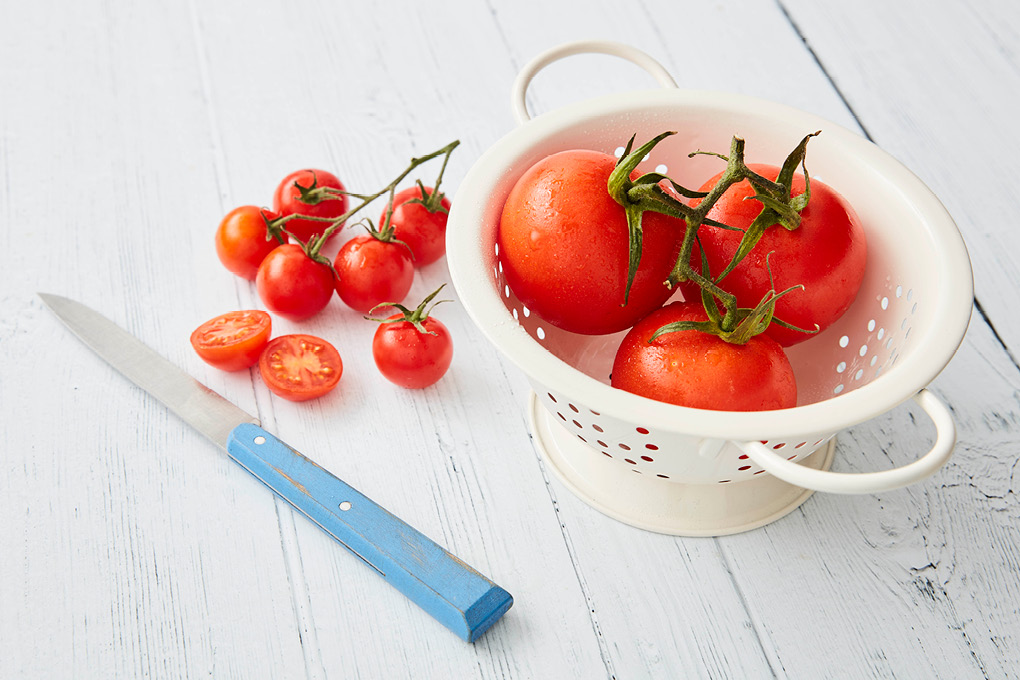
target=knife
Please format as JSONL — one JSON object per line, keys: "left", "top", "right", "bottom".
{"left": 39, "top": 293, "right": 512, "bottom": 642}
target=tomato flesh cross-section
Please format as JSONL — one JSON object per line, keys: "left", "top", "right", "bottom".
{"left": 258, "top": 334, "right": 343, "bottom": 401}
{"left": 190, "top": 310, "right": 272, "bottom": 372}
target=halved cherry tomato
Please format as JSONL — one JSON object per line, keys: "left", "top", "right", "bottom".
{"left": 381, "top": 186, "right": 451, "bottom": 266}
{"left": 190, "top": 310, "right": 272, "bottom": 372}
{"left": 215, "top": 206, "right": 286, "bottom": 280}
{"left": 272, "top": 169, "right": 349, "bottom": 243}
{"left": 255, "top": 244, "right": 336, "bottom": 321}
{"left": 258, "top": 334, "right": 343, "bottom": 402}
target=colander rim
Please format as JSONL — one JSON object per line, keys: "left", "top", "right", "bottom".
{"left": 447, "top": 88, "right": 974, "bottom": 441}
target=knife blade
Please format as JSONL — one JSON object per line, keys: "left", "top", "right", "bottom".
{"left": 39, "top": 293, "right": 513, "bottom": 642}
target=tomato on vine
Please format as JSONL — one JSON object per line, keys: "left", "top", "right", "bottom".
{"left": 612, "top": 298, "right": 797, "bottom": 411}
{"left": 381, "top": 184, "right": 451, "bottom": 266}
{"left": 334, "top": 220, "right": 415, "bottom": 314}
{"left": 215, "top": 206, "right": 287, "bottom": 280}
{"left": 368, "top": 286, "right": 453, "bottom": 389}
{"left": 256, "top": 242, "right": 336, "bottom": 321}
{"left": 272, "top": 169, "right": 349, "bottom": 243}
{"left": 498, "top": 142, "right": 685, "bottom": 335}
{"left": 693, "top": 164, "right": 867, "bottom": 346}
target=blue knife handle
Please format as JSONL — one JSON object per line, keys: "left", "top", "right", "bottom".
{"left": 225, "top": 423, "right": 512, "bottom": 642}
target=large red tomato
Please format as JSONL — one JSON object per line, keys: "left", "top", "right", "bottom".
{"left": 498, "top": 150, "right": 684, "bottom": 335}
{"left": 612, "top": 300, "right": 797, "bottom": 411}
{"left": 695, "top": 164, "right": 866, "bottom": 346}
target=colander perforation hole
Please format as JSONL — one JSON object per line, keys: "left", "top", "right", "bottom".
{"left": 738, "top": 465, "right": 752, "bottom": 471}
{"left": 624, "top": 458, "right": 637, "bottom": 465}
{"left": 640, "top": 455, "right": 654, "bottom": 462}
{"left": 568, "top": 403, "right": 579, "bottom": 413}
{"left": 645, "top": 444, "right": 658, "bottom": 451}
{"left": 619, "top": 443, "right": 631, "bottom": 451}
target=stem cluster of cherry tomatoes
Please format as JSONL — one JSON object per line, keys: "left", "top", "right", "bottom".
{"left": 191, "top": 143, "right": 460, "bottom": 400}
{"left": 498, "top": 131, "right": 867, "bottom": 412}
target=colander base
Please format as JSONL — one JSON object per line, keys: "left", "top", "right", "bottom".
{"left": 528, "top": 392, "right": 836, "bottom": 536}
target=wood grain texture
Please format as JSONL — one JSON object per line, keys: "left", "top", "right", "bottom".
{"left": 2, "top": 0, "right": 1018, "bottom": 677}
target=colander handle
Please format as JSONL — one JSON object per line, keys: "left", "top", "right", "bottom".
{"left": 737, "top": 389, "right": 956, "bottom": 494}
{"left": 511, "top": 40, "right": 677, "bottom": 124}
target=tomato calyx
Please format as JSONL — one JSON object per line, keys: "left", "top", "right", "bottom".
{"left": 289, "top": 171, "right": 349, "bottom": 207}
{"left": 351, "top": 216, "right": 414, "bottom": 258}
{"left": 608, "top": 130, "right": 822, "bottom": 335}
{"left": 261, "top": 210, "right": 294, "bottom": 245}
{"left": 366, "top": 284, "right": 450, "bottom": 335}
{"left": 652, "top": 253, "right": 817, "bottom": 345}
{"left": 695, "top": 132, "right": 819, "bottom": 284}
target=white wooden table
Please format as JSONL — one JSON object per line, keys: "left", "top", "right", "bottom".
{"left": 3, "top": 1, "right": 1018, "bottom": 677}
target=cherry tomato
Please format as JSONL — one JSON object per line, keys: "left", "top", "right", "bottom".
{"left": 190, "top": 310, "right": 272, "bottom": 372}
{"left": 612, "top": 300, "right": 797, "bottom": 411}
{"left": 381, "top": 186, "right": 451, "bottom": 266}
{"left": 214, "top": 206, "right": 286, "bottom": 280}
{"left": 695, "top": 164, "right": 867, "bottom": 346}
{"left": 258, "top": 334, "right": 343, "bottom": 402}
{"left": 498, "top": 150, "right": 684, "bottom": 335}
{"left": 372, "top": 314, "right": 453, "bottom": 389}
{"left": 272, "top": 169, "right": 349, "bottom": 243}
{"left": 334, "top": 235, "right": 415, "bottom": 313}
{"left": 255, "top": 244, "right": 336, "bottom": 321}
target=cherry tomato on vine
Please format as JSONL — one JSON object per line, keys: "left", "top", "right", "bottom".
{"left": 258, "top": 334, "right": 343, "bottom": 402}
{"left": 611, "top": 300, "right": 797, "bottom": 411}
{"left": 381, "top": 185, "right": 451, "bottom": 266}
{"left": 190, "top": 310, "right": 272, "bottom": 372}
{"left": 369, "top": 286, "right": 453, "bottom": 389}
{"left": 498, "top": 149, "right": 684, "bottom": 335}
{"left": 255, "top": 244, "right": 336, "bottom": 321}
{"left": 214, "top": 206, "right": 286, "bottom": 280}
{"left": 272, "top": 169, "right": 349, "bottom": 243}
{"left": 334, "top": 235, "right": 414, "bottom": 313}
{"left": 694, "top": 164, "right": 867, "bottom": 347}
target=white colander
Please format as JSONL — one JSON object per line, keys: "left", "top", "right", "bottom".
{"left": 446, "top": 41, "right": 974, "bottom": 536}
